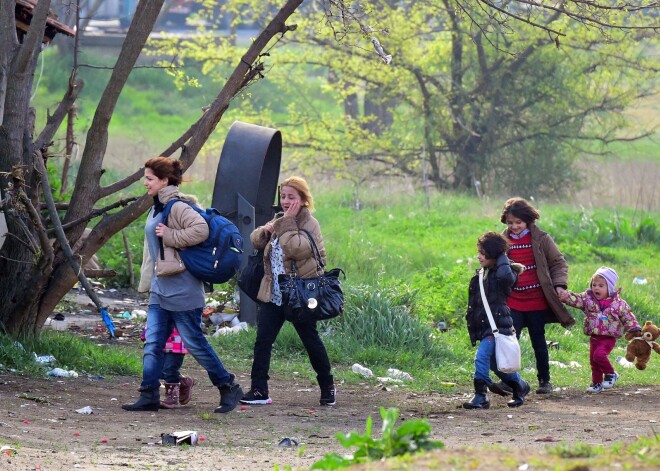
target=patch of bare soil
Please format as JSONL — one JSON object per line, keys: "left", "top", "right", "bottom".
{"left": 1, "top": 367, "right": 658, "bottom": 471}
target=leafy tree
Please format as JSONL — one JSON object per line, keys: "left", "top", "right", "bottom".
{"left": 283, "top": 2, "right": 658, "bottom": 195}
{"left": 169, "top": 0, "right": 659, "bottom": 196}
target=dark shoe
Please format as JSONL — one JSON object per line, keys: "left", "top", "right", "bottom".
{"left": 122, "top": 388, "right": 159, "bottom": 412}
{"left": 240, "top": 387, "right": 272, "bottom": 405}
{"left": 179, "top": 376, "right": 196, "bottom": 405}
{"left": 215, "top": 380, "right": 244, "bottom": 413}
{"left": 160, "top": 383, "right": 180, "bottom": 409}
{"left": 488, "top": 380, "right": 513, "bottom": 396}
{"left": 536, "top": 381, "right": 553, "bottom": 394}
{"left": 320, "top": 384, "right": 336, "bottom": 406}
{"left": 463, "top": 379, "right": 490, "bottom": 410}
{"left": 507, "top": 380, "right": 530, "bottom": 408}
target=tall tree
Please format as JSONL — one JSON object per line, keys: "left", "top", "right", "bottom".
{"left": 172, "top": 0, "right": 658, "bottom": 195}
{"left": 273, "top": 1, "right": 659, "bottom": 195}
{"left": 0, "top": 0, "right": 303, "bottom": 337}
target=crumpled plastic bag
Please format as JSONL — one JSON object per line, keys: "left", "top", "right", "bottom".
{"left": 47, "top": 368, "right": 78, "bottom": 378}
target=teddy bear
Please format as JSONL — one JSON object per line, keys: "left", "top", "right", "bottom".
{"left": 624, "top": 320, "right": 660, "bottom": 370}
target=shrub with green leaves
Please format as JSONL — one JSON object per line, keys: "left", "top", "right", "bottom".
{"left": 406, "top": 264, "right": 472, "bottom": 327}
{"left": 311, "top": 407, "right": 444, "bottom": 470}
{"left": 326, "top": 284, "right": 448, "bottom": 370}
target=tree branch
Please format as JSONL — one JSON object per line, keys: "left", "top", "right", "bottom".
{"left": 49, "top": 196, "right": 140, "bottom": 235}
{"left": 34, "top": 73, "right": 84, "bottom": 151}
{"left": 63, "top": 0, "right": 165, "bottom": 242}
{"left": 18, "top": 176, "right": 52, "bottom": 260}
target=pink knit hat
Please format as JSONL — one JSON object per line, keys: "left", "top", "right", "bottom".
{"left": 593, "top": 266, "right": 618, "bottom": 296}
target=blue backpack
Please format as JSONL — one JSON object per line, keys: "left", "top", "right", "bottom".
{"left": 161, "top": 199, "right": 243, "bottom": 284}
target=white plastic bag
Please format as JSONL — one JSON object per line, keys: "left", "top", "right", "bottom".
{"left": 478, "top": 269, "right": 521, "bottom": 374}
{"left": 351, "top": 363, "right": 374, "bottom": 378}
{"left": 494, "top": 332, "right": 521, "bottom": 373}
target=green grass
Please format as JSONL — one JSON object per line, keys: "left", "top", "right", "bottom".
{"left": 0, "top": 331, "right": 141, "bottom": 377}
{"left": 336, "top": 434, "right": 660, "bottom": 470}
{"left": 5, "top": 187, "right": 658, "bottom": 394}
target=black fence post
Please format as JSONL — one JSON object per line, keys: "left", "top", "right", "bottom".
{"left": 212, "top": 121, "right": 281, "bottom": 325}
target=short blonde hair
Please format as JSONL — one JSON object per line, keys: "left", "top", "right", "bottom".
{"left": 280, "top": 176, "right": 314, "bottom": 212}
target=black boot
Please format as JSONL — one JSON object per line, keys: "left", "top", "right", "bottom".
{"left": 122, "top": 387, "right": 160, "bottom": 412}
{"left": 214, "top": 375, "right": 244, "bottom": 413}
{"left": 488, "top": 380, "right": 513, "bottom": 396}
{"left": 506, "top": 379, "right": 530, "bottom": 408}
{"left": 463, "top": 379, "right": 490, "bottom": 410}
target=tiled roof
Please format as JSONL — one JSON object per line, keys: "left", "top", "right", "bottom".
{"left": 15, "top": 0, "right": 76, "bottom": 40}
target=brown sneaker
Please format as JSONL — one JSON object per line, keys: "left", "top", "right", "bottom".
{"left": 179, "top": 376, "right": 196, "bottom": 405}
{"left": 160, "top": 383, "right": 181, "bottom": 409}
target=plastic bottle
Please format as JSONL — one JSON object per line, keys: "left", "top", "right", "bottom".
{"left": 351, "top": 363, "right": 374, "bottom": 378}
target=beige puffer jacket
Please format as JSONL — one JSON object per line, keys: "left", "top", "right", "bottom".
{"left": 138, "top": 186, "right": 209, "bottom": 293}
{"left": 251, "top": 207, "right": 326, "bottom": 303}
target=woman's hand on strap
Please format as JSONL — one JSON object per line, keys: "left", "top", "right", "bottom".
{"left": 155, "top": 223, "right": 169, "bottom": 238}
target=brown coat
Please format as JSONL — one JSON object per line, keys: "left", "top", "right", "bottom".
{"left": 251, "top": 207, "right": 326, "bottom": 303}
{"left": 505, "top": 224, "right": 575, "bottom": 328}
{"left": 138, "top": 186, "right": 209, "bottom": 293}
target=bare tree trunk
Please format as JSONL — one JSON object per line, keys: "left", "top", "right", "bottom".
{"left": 122, "top": 229, "right": 135, "bottom": 289}
{"left": 33, "top": 0, "right": 305, "bottom": 334}
{"left": 60, "top": 104, "right": 77, "bottom": 196}
{"left": 363, "top": 86, "right": 394, "bottom": 136}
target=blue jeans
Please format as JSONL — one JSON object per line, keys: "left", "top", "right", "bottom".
{"left": 250, "top": 302, "right": 333, "bottom": 391}
{"left": 141, "top": 304, "right": 232, "bottom": 391}
{"left": 161, "top": 353, "right": 184, "bottom": 384}
{"left": 474, "top": 336, "right": 523, "bottom": 385}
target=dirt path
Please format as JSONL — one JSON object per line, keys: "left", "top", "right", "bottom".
{"left": 1, "top": 366, "right": 658, "bottom": 470}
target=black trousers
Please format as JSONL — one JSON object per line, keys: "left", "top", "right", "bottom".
{"left": 250, "top": 301, "right": 333, "bottom": 391}
{"left": 511, "top": 308, "right": 551, "bottom": 383}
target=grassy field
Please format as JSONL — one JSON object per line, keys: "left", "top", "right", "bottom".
{"left": 5, "top": 188, "right": 659, "bottom": 396}
{"left": 19, "top": 47, "right": 660, "bottom": 391}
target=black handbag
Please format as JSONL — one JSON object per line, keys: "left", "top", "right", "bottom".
{"left": 278, "top": 230, "right": 345, "bottom": 322}
{"left": 237, "top": 249, "right": 265, "bottom": 303}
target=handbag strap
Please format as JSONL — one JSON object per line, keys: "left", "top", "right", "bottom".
{"left": 478, "top": 268, "right": 499, "bottom": 334}
{"left": 301, "top": 229, "right": 325, "bottom": 273}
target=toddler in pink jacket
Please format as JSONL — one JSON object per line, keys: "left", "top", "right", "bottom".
{"left": 559, "top": 266, "right": 640, "bottom": 393}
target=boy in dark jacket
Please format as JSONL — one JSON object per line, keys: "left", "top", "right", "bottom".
{"left": 464, "top": 232, "right": 530, "bottom": 409}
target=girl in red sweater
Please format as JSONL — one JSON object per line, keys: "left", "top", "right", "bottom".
{"left": 495, "top": 198, "right": 575, "bottom": 396}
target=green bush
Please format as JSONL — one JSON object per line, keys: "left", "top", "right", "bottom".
{"left": 329, "top": 285, "right": 446, "bottom": 366}
{"left": 311, "top": 407, "right": 444, "bottom": 469}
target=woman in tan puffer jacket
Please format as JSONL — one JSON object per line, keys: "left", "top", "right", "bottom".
{"left": 240, "top": 176, "right": 336, "bottom": 407}
{"left": 122, "top": 157, "right": 243, "bottom": 413}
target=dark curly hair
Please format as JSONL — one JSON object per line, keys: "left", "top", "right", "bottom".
{"left": 500, "top": 197, "right": 540, "bottom": 225}
{"left": 477, "top": 231, "right": 509, "bottom": 260}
